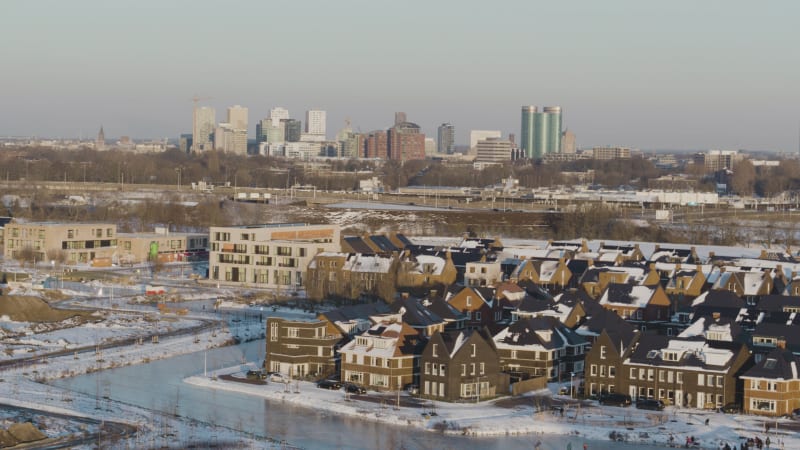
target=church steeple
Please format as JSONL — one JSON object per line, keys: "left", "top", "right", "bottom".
{"left": 96, "top": 125, "right": 105, "bottom": 150}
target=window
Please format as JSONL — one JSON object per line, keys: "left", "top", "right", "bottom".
{"left": 475, "top": 312, "right": 482, "bottom": 321}
{"left": 510, "top": 350, "right": 517, "bottom": 359}
{"left": 676, "top": 372, "right": 683, "bottom": 384}
{"left": 600, "top": 346, "right": 607, "bottom": 360}
{"left": 630, "top": 368, "right": 636, "bottom": 380}
{"left": 706, "top": 375, "right": 714, "bottom": 387}
{"left": 609, "top": 366, "right": 616, "bottom": 377}
{"left": 461, "top": 364, "right": 466, "bottom": 376}
{"left": 659, "top": 370, "right": 665, "bottom": 382}
{"left": 432, "top": 344, "right": 438, "bottom": 357}
{"left": 480, "top": 362, "right": 485, "bottom": 375}
{"left": 470, "top": 363, "right": 475, "bottom": 376}
{"left": 440, "top": 364, "right": 446, "bottom": 376}
{"left": 600, "top": 365, "right": 606, "bottom": 377}
{"left": 466, "top": 296, "right": 472, "bottom": 307}
{"left": 639, "top": 368, "right": 645, "bottom": 380}
{"left": 698, "top": 374, "right": 704, "bottom": 386}
{"left": 270, "top": 322, "right": 279, "bottom": 341}
{"left": 287, "top": 328, "right": 299, "bottom": 338}
{"left": 471, "top": 344, "right": 476, "bottom": 357}
{"left": 590, "top": 365, "right": 597, "bottom": 376}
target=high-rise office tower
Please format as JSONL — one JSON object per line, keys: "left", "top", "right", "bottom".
{"left": 520, "top": 105, "right": 562, "bottom": 159}
{"left": 305, "top": 109, "right": 326, "bottom": 137}
{"left": 192, "top": 106, "right": 216, "bottom": 152}
{"left": 543, "top": 106, "right": 562, "bottom": 155}
{"left": 227, "top": 105, "right": 248, "bottom": 131}
{"left": 395, "top": 112, "right": 407, "bottom": 125}
{"left": 365, "top": 130, "right": 388, "bottom": 159}
{"left": 437, "top": 123, "right": 455, "bottom": 154}
{"left": 283, "top": 119, "right": 302, "bottom": 142}
{"left": 269, "top": 107, "right": 290, "bottom": 127}
{"left": 388, "top": 122, "right": 425, "bottom": 161}
{"left": 561, "top": 129, "right": 576, "bottom": 154}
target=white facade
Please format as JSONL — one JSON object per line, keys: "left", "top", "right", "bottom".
{"left": 209, "top": 223, "right": 341, "bottom": 289}
{"left": 192, "top": 106, "right": 216, "bottom": 152}
{"left": 469, "top": 130, "right": 502, "bottom": 150}
{"left": 475, "top": 137, "right": 512, "bottom": 163}
{"left": 270, "top": 107, "right": 290, "bottom": 127}
{"left": 305, "top": 109, "right": 326, "bottom": 137}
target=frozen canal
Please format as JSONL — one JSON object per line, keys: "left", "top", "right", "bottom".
{"left": 51, "top": 339, "right": 667, "bottom": 450}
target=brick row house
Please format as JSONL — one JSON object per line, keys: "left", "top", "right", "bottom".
{"left": 419, "top": 328, "right": 509, "bottom": 402}
{"left": 585, "top": 333, "right": 750, "bottom": 408}
{"left": 265, "top": 317, "right": 340, "bottom": 378}
{"left": 493, "top": 317, "right": 588, "bottom": 381}
{"left": 338, "top": 320, "right": 425, "bottom": 391}
{"left": 741, "top": 348, "right": 800, "bottom": 416}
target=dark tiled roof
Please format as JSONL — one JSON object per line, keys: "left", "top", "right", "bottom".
{"left": 757, "top": 295, "right": 800, "bottom": 313}
{"left": 498, "top": 317, "right": 564, "bottom": 349}
{"left": 369, "top": 235, "right": 399, "bottom": 252}
{"left": 321, "top": 302, "right": 391, "bottom": 323}
{"left": 694, "top": 290, "right": 745, "bottom": 309}
{"left": 629, "top": 335, "right": 744, "bottom": 370}
{"left": 394, "top": 233, "right": 413, "bottom": 246}
{"left": 390, "top": 297, "right": 444, "bottom": 328}
{"left": 743, "top": 349, "right": 800, "bottom": 380}
{"left": 423, "top": 296, "right": 466, "bottom": 321}
{"left": 344, "top": 236, "right": 376, "bottom": 254}
{"left": 582, "top": 308, "right": 637, "bottom": 352}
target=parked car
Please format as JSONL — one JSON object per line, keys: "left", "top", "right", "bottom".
{"left": 269, "top": 373, "right": 286, "bottom": 383}
{"left": 343, "top": 382, "right": 366, "bottom": 394}
{"left": 720, "top": 403, "right": 742, "bottom": 414}
{"left": 635, "top": 399, "right": 665, "bottom": 411}
{"left": 317, "top": 379, "right": 342, "bottom": 390}
{"left": 246, "top": 370, "right": 266, "bottom": 380}
{"left": 599, "top": 393, "right": 632, "bottom": 407}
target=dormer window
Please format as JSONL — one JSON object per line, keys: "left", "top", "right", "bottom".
{"left": 662, "top": 351, "right": 679, "bottom": 361}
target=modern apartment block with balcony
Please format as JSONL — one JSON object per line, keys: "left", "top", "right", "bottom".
{"left": 3, "top": 221, "right": 117, "bottom": 266}
{"left": 208, "top": 223, "right": 341, "bottom": 290}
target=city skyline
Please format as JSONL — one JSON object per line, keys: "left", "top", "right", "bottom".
{"left": 2, "top": 1, "right": 800, "bottom": 152}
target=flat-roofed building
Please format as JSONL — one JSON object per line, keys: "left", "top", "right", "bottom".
{"left": 117, "top": 229, "right": 208, "bottom": 265}
{"left": 3, "top": 221, "right": 117, "bottom": 266}
{"left": 592, "top": 146, "right": 631, "bottom": 160}
{"left": 209, "top": 223, "right": 341, "bottom": 289}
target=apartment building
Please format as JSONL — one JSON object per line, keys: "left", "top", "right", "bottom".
{"left": 208, "top": 223, "right": 340, "bottom": 289}
{"left": 3, "top": 221, "right": 117, "bottom": 266}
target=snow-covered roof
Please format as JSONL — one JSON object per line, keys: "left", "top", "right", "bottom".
{"left": 343, "top": 254, "right": 393, "bottom": 274}
{"left": 599, "top": 285, "right": 655, "bottom": 308}
{"left": 410, "top": 254, "right": 447, "bottom": 276}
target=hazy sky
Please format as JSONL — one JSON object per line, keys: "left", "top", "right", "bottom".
{"left": 2, "top": 1, "right": 799, "bottom": 151}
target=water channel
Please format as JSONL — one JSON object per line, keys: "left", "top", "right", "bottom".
{"left": 51, "top": 337, "right": 669, "bottom": 450}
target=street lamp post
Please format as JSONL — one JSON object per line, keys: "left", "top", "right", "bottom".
{"left": 570, "top": 372, "right": 576, "bottom": 399}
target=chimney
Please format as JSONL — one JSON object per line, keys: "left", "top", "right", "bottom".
{"left": 777, "top": 339, "right": 786, "bottom": 350}
{"left": 430, "top": 289, "right": 438, "bottom": 298}
{"left": 401, "top": 292, "right": 409, "bottom": 300}
{"left": 712, "top": 312, "right": 721, "bottom": 321}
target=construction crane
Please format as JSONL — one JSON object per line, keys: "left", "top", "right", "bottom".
{"left": 190, "top": 95, "right": 213, "bottom": 109}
